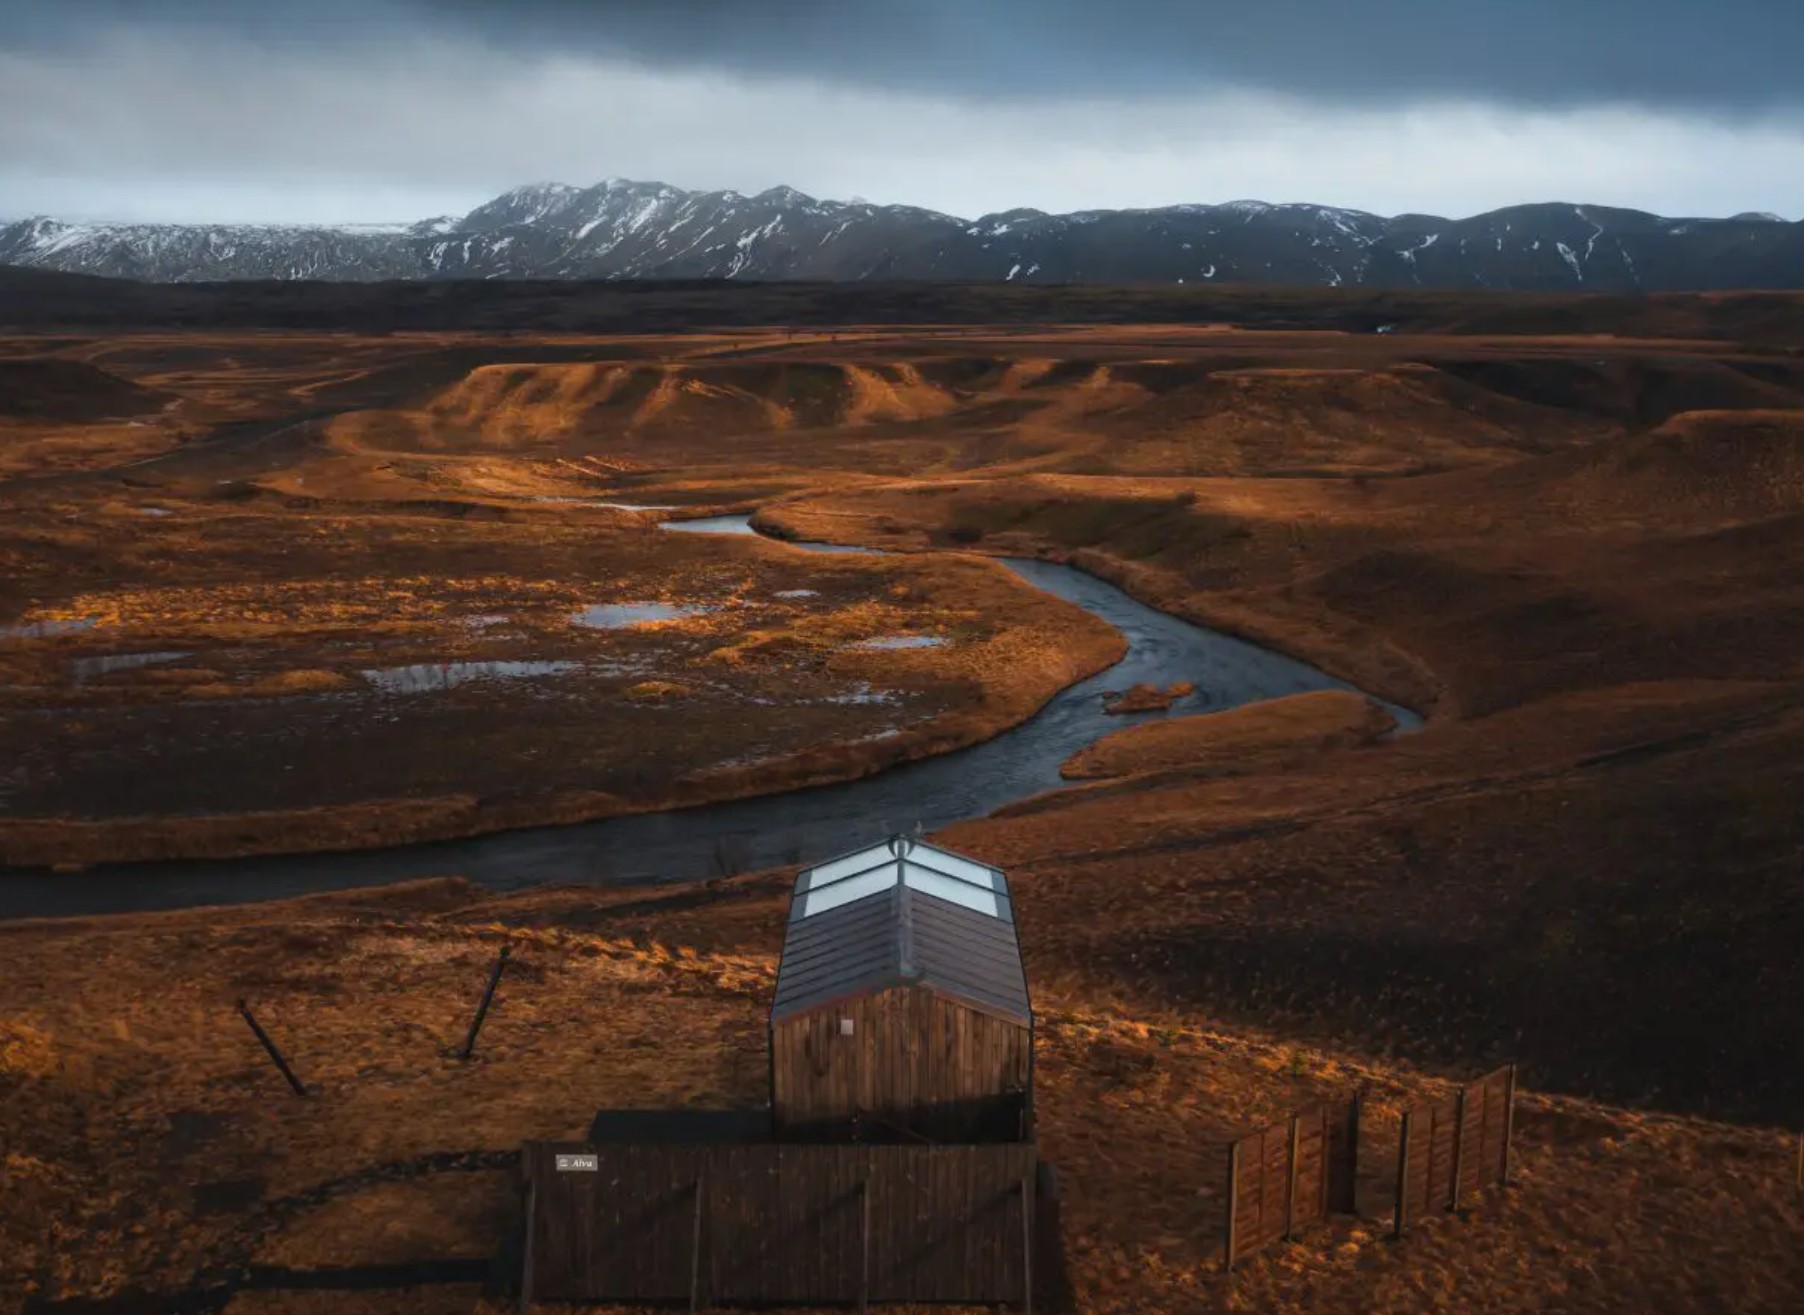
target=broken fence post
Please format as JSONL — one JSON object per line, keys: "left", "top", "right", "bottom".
{"left": 461, "top": 944, "right": 512, "bottom": 1061}
{"left": 236, "top": 998, "right": 306, "bottom": 1097}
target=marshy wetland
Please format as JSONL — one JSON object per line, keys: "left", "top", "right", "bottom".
{"left": 0, "top": 498, "right": 1127, "bottom": 873}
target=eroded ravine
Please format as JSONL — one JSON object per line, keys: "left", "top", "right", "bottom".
{"left": 0, "top": 516, "right": 1420, "bottom": 920}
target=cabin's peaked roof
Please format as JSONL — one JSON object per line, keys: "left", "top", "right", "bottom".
{"left": 771, "top": 836, "right": 1030, "bottom": 1026}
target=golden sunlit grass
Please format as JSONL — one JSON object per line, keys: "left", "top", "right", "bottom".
{"left": 1062, "top": 689, "right": 1395, "bottom": 780}
{"left": 0, "top": 419, "right": 195, "bottom": 479}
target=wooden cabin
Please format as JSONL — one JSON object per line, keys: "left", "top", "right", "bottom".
{"left": 769, "top": 836, "right": 1033, "bottom": 1143}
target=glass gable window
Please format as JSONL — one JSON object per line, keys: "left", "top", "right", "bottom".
{"left": 902, "top": 862, "right": 1001, "bottom": 917}
{"left": 807, "top": 847, "right": 898, "bottom": 887}
{"left": 795, "top": 837, "right": 1009, "bottom": 921}
{"left": 905, "top": 845, "right": 1000, "bottom": 890}
{"left": 797, "top": 860, "right": 900, "bottom": 918}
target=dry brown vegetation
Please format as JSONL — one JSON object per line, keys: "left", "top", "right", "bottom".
{"left": 1060, "top": 689, "right": 1394, "bottom": 780}
{"left": 1, "top": 876, "right": 1800, "bottom": 1315}
{"left": 2, "top": 313, "right": 1803, "bottom": 1312}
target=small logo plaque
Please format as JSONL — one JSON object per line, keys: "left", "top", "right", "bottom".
{"left": 555, "top": 1153, "right": 599, "bottom": 1172}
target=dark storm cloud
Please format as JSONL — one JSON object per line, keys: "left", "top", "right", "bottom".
{"left": 8, "top": 0, "right": 1803, "bottom": 112}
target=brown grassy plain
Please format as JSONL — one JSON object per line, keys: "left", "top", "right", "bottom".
{"left": 1, "top": 876, "right": 1800, "bottom": 1315}
{"left": 2, "top": 310, "right": 1804, "bottom": 1312}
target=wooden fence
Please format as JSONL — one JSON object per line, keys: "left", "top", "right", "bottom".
{"left": 1224, "top": 1096, "right": 1361, "bottom": 1270}
{"left": 521, "top": 1140, "right": 1040, "bottom": 1309}
{"left": 1393, "top": 1064, "right": 1516, "bottom": 1237}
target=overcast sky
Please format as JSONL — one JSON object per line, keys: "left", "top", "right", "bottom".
{"left": 3, "top": 0, "right": 1802, "bottom": 225}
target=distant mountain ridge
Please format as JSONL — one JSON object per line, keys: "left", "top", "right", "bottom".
{"left": 2, "top": 179, "right": 1801, "bottom": 290}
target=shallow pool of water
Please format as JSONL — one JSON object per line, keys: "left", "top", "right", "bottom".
{"left": 662, "top": 519, "right": 882, "bottom": 555}
{"left": 825, "top": 682, "right": 900, "bottom": 705}
{"left": 659, "top": 516, "right": 760, "bottom": 536}
{"left": 70, "top": 652, "right": 190, "bottom": 682}
{"left": 361, "top": 660, "right": 582, "bottom": 694}
{"left": 857, "top": 635, "right": 947, "bottom": 650}
{"left": 2, "top": 617, "right": 99, "bottom": 641}
{"left": 572, "top": 602, "right": 716, "bottom": 629}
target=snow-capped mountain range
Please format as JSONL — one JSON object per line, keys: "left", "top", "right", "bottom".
{"left": 2, "top": 180, "right": 1800, "bottom": 290}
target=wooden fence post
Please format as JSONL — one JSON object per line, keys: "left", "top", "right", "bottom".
{"left": 1393, "top": 1111, "right": 1413, "bottom": 1240}
{"left": 236, "top": 999, "right": 306, "bottom": 1097}
{"left": 1501, "top": 1064, "right": 1519, "bottom": 1188}
{"left": 1344, "top": 1089, "right": 1363, "bottom": 1215}
{"left": 518, "top": 1178, "right": 537, "bottom": 1315}
{"left": 689, "top": 1171, "right": 706, "bottom": 1314}
{"left": 1317, "top": 1108, "right": 1331, "bottom": 1222}
{"left": 1224, "top": 1141, "right": 1241, "bottom": 1272}
{"left": 1474, "top": 1073, "right": 1492, "bottom": 1195}
{"left": 1283, "top": 1115, "right": 1301, "bottom": 1242}
{"left": 1449, "top": 1086, "right": 1468, "bottom": 1211}
{"left": 461, "top": 945, "right": 512, "bottom": 1061}
{"left": 1423, "top": 1102, "right": 1440, "bottom": 1214}
{"left": 1020, "top": 1173, "right": 1035, "bottom": 1315}
{"left": 859, "top": 1177, "right": 871, "bottom": 1315}
{"left": 1795, "top": 1129, "right": 1803, "bottom": 1194}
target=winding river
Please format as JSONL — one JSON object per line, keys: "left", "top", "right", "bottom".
{"left": 0, "top": 517, "right": 1420, "bottom": 921}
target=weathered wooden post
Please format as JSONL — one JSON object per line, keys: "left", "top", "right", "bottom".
{"left": 518, "top": 1178, "right": 537, "bottom": 1315}
{"left": 1317, "top": 1108, "right": 1332, "bottom": 1221}
{"left": 689, "top": 1170, "right": 706, "bottom": 1315}
{"left": 1019, "top": 1172, "right": 1034, "bottom": 1315}
{"left": 1449, "top": 1086, "right": 1469, "bottom": 1211}
{"left": 461, "top": 945, "right": 511, "bottom": 1061}
{"left": 1393, "top": 1110, "right": 1413, "bottom": 1240}
{"left": 1424, "top": 1102, "right": 1442, "bottom": 1214}
{"left": 1501, "top": 1064, "right": 1519, "bottom": 1187}
{"left": 1283, "top": 1115, "right": 1301, "bottom": 1242}
{"left": 859, "top": 1177, "right": 872, "bottom": 1315}
{"left": 1224, "top": 1140, "right": 1242, "bottom": 1271}
{"left": 236, "top": 999, "right": 306, "bottom": 1097}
